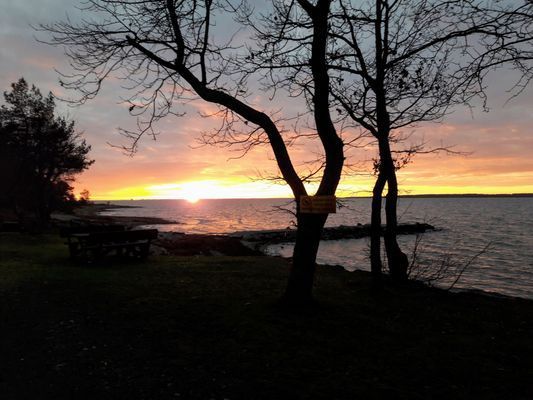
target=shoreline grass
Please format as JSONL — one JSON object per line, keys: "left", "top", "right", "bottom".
{"left": 1, "top": 232, "right": 532, "bottom": 399}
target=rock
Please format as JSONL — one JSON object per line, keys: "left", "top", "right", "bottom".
{"left": 232, "top": 222, "right": 436, "bottom": 244}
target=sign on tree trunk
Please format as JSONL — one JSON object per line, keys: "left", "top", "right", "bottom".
{"left": 300, "top": 195, "right": 337, "bottom": 214}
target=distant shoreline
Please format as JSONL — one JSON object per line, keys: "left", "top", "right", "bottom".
{"left": 68, "top": 203, "right": 178, "bottom": 227}
{"left": 396, "top": 193, "right": 533, "bottom": 198}
{"left": 93, "top": 193, "right": 533, "bottom": 201}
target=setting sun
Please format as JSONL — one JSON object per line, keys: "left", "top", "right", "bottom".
{"left": 184, "top": 195, "right": 200, "bottom": 204}
{"left": 147, "top": 181, "right": 225, "bottom": 201}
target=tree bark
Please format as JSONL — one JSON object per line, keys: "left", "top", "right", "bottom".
{"left": 384, "top": 165, "right": 409, "bottom": 282}
{"left": 370, "top": 169, "right": 387, "bottom": 282}
{"left": 381, "top": 142, "right": 409, "bottom": 282}
{"left": 283, "top": 212, "right": 328, "bottom": 306}
{"left": 280, "top": 0, "right": 343, "bottom": 307}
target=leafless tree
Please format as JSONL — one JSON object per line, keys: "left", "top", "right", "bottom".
{"left": 327, "top": 0, "right": 532, "bottom": 282}
{"left": 41, "top": 0, "right": 344, "bottom": 306}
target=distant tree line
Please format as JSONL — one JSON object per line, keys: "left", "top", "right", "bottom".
{"left": 0, "top": 78, "right": 93, "bottom": 224}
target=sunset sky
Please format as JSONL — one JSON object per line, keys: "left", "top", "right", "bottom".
{"left": 1, "top": 0, "right": 532, "bottom": 200}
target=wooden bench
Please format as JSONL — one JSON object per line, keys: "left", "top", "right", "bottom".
{"left": 61, "top": 225, "right": 125, "bottom": 258}
{"left": 62, "top": 227, "right": 158, "bottom": 261}
{"left": 0, "top": 220, "right": 20, "bottom": 232}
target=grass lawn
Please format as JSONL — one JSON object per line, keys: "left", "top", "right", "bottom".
{"left": 1, "top": 232, "right": 532, "bottom": 399}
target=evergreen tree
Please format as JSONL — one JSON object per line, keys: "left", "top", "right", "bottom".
{"left": 0, "top": 78, "right": 93, "bottom": 222}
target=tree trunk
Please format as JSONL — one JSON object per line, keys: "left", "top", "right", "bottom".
{"left": 281, "top": 0, "right": 343, "bottom": 307}
{"left": 370, "top": 170, "right": 387, "bottom": 282}
{"left": 382, "top": 153, "right": 409, "bottom": 282}
{"left": 372, "top": 26, "right": 409, "bottom": 282}
{"left": 283, "top": 212, "right": 328, "bottom": 307}
{"left": 37, "top": 180, "right": 52, "bottom": 226}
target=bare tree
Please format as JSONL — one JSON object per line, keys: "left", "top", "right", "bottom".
{"left": 326, "top": 0, "right": 532, "bottom": 282}
{"left": 42, "top": 0, "right": 344, "bottom": 306}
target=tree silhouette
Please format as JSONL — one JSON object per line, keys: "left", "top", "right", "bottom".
{"left": 327, "top": 0, "right": 532, "bottom": 281}
{"left": 0, "top": 78, "right": 93, "bottom": 223}
{"left": 79, "top": 189, "right": 91, "bottom": 204}
{"left": 43, "top": 0, "right": 343, "bottom": 306}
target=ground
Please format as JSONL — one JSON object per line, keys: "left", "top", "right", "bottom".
{"left": 0, "top": 232, "right": 532, "bottom": 399}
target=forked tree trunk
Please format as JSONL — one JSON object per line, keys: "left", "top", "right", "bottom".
{"left": 281, "top": 0, "right": 343, "bottom": 306}
{"left": 383, "top": 155, "right": 409, "bottom": 282}
{"left": 372, "top": 137, "right": 409, "bottom": 283}
{"left": 370, "top": 170, "right": 387, "bottom": 282}
{"left": 283, "top": 212, "right": 328, "bottom": 306}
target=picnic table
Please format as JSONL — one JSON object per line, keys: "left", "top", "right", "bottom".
{"left": 61, "top": 226, "right": 158, "bottom": 261}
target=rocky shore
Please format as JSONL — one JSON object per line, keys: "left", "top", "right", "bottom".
{"left": 232, "top": 222, "right": 436, "bottom": 245}
{"left": 61, "top": 203, "right": 436, "bottom": 257}
{"left": 153, "top": 223, "right": 436, "bottom": 257}
{"left": 68, "top": 203, "right": 179, "bottom": 227}
{"left": 155, "top": 232, "right": 263, "bottom": 256}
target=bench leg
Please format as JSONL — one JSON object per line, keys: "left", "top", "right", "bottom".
{"left": 68, "top": 243, "right": 80, "bottom": 259}
{"left": 140, "top": 243, "right": 150, "bottom": 260}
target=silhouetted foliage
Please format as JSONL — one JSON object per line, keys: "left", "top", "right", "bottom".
{"left": 0, "top": 78, "right": 94, "bottom": 223}
{"left": 78, "top": 188, "right": 91, "bottom": 205}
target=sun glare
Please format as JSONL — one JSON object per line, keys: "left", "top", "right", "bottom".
{"left": 89, "top": 176, "right": 533, "bottom": 201}
{"left": 184, "top": 195, "right": 200, "bottom": 203}
{"left": 139, "top": 180, "right": 295, "bottom": 201}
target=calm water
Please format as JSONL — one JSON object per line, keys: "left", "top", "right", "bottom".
{"left": 100, "top": 197, "right": 533, "bottom": 299}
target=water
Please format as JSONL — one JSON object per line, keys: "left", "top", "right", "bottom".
{"left": 99, "top": 197, "right": 533, "bottom": 299}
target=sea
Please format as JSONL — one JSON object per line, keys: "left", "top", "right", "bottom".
{"left": 98, "top": 197, "right": 533, "bottom": 300}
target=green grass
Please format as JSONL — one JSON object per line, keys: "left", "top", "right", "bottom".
{"left": 1, "top": 232, "right": 532, "bottom": 399}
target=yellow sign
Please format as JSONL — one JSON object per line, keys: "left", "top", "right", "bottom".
{"left": 300, "top": 195, "right": 337, "bottom": 214}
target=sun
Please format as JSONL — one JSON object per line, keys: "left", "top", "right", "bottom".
{"left": 140, "top": 179, "right": 294, "bottom": 201}
{"left": 183, "top": 195, "right": 200, "bottom": 204}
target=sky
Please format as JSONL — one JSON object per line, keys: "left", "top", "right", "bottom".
{"left": 1, "top": 0, "right": 532, "bottom": 200}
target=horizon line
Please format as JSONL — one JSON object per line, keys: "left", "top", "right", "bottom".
{"left": 92, "top": 192, "right": 533, "bottom": 202}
